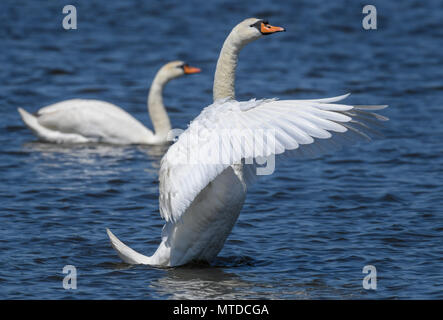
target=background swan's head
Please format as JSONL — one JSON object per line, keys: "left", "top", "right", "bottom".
{"left": 229, "top": 18, "right": 285, "bottom": 47}
{"left": 158, "top": 61, "right": 201, "bottom": 82}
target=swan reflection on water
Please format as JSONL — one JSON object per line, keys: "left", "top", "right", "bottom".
{"left": 107, "top": 255, "right": 311, "bottom": 299}
{"left": 124, "top": 258, "right": 310, "bottom": 299}
{"left": 22, "top": 141, "right": 168, "bottom": 164}
{"left": 20, "top": 141, "right": 169, "bottom": 185}
{"left": 150, "top": 265, "right": 254, "bottom": 300}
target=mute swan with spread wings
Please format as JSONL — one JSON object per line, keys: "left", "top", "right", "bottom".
{"left": 106, "top": 18, "right": 388, "bottom": 266}
{"left": 18, "top": 61, "right": 200, "bottom": 145}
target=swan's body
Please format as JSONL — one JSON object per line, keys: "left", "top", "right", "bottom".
{"left": 107, "top": 18, "right": 388, "bottom": 266}
{"left": 107, "top": 165, "right": 246, "bottom": 265}
{"left": 18, "top": 61, "right": 200, "bottom": 145}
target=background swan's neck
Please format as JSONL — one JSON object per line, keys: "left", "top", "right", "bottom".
{"left": 213, "top": 33, "right": 243, "bottom": 101}
{"left": 148, "top": 72, "right": 172, "bottom": 139}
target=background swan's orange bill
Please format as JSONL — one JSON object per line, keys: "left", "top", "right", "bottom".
{"left": 183, "top": 65, "right": 201, "bottom": 74}
{"left": 260, "top": 23, "right": 285, "bottom": 34}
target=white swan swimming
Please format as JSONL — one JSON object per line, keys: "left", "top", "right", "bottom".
{"left": 18, "top": 61, "right": 200, "bottom": 145}
{"left": 106, "top": 18, "right": 388, "bottom": 266}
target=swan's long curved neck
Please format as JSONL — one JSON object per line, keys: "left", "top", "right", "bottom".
{"left": 213, "top": 29, "right": 250, "bottom": 183}
{"left": 148, "top": 72, "right": 172, "bottom": 139}
{"left": 213, "top": 32, "right": 244, "bottom": 101}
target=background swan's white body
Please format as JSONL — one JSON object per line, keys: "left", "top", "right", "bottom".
{"left": 18, "top": 99, "right": 156, "bottom": 144}
{"left": 18, "top": 61, "right": 200, "bottom": 145}
{"left": 107, "top": 18, "right": 388, "bottom": 267}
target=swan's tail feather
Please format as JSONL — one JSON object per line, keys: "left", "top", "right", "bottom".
{"left": 106, "top": 228, "right": 152, "bottom": 265}
{"left": 18, "top": 107, "right": 90, "bottom": 143}
{"left": 17, "top": 108, "right": 43, "bottom": 136}
{"left": 17, "top": 107, "right": 61, "bottom": 142}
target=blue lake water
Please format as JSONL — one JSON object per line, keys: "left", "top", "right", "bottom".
{"left": 0, "top": 0, "right": 442, "bottom": 299}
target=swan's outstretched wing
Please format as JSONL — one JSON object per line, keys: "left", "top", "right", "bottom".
{"left": 159, "top": 94, "right": 388, "bottom": 222}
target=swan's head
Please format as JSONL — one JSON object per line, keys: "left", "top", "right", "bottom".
{"left": 229, "top": 18, "right": 285, "bottom": 47}
{"left": 159, "top": 61, "right": 201, "bottom": 82}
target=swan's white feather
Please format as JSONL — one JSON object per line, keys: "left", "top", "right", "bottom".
{"left": 159, "top": 94, "right": 387, "bottom": 223}
{"left": 106, "top": 228, "right": 152, "bottom": 264}
{"left": 28, "top": 99, "right": 155, "bottom": 144}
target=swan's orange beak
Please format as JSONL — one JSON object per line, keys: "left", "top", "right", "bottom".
{"left": 260, "top": 22, "right": 285, "bottom": 35}
{"left": 183, "top": 65, "right": 201, "bottom": 74}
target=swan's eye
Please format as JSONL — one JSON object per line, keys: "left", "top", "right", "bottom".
{"left": 178, "top": 64, "right": 187, "bottom": 69}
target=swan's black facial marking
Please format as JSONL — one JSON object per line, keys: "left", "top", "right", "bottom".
{"left": 177, "top": 63, "right": 187, "bottom": 70}
{"left": 250, "top": 19, "right": 264, "bottom": 32}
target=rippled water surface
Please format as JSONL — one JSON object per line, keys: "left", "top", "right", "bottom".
{"left": 1, "top": 0, "right": 442, "bottom": 299}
